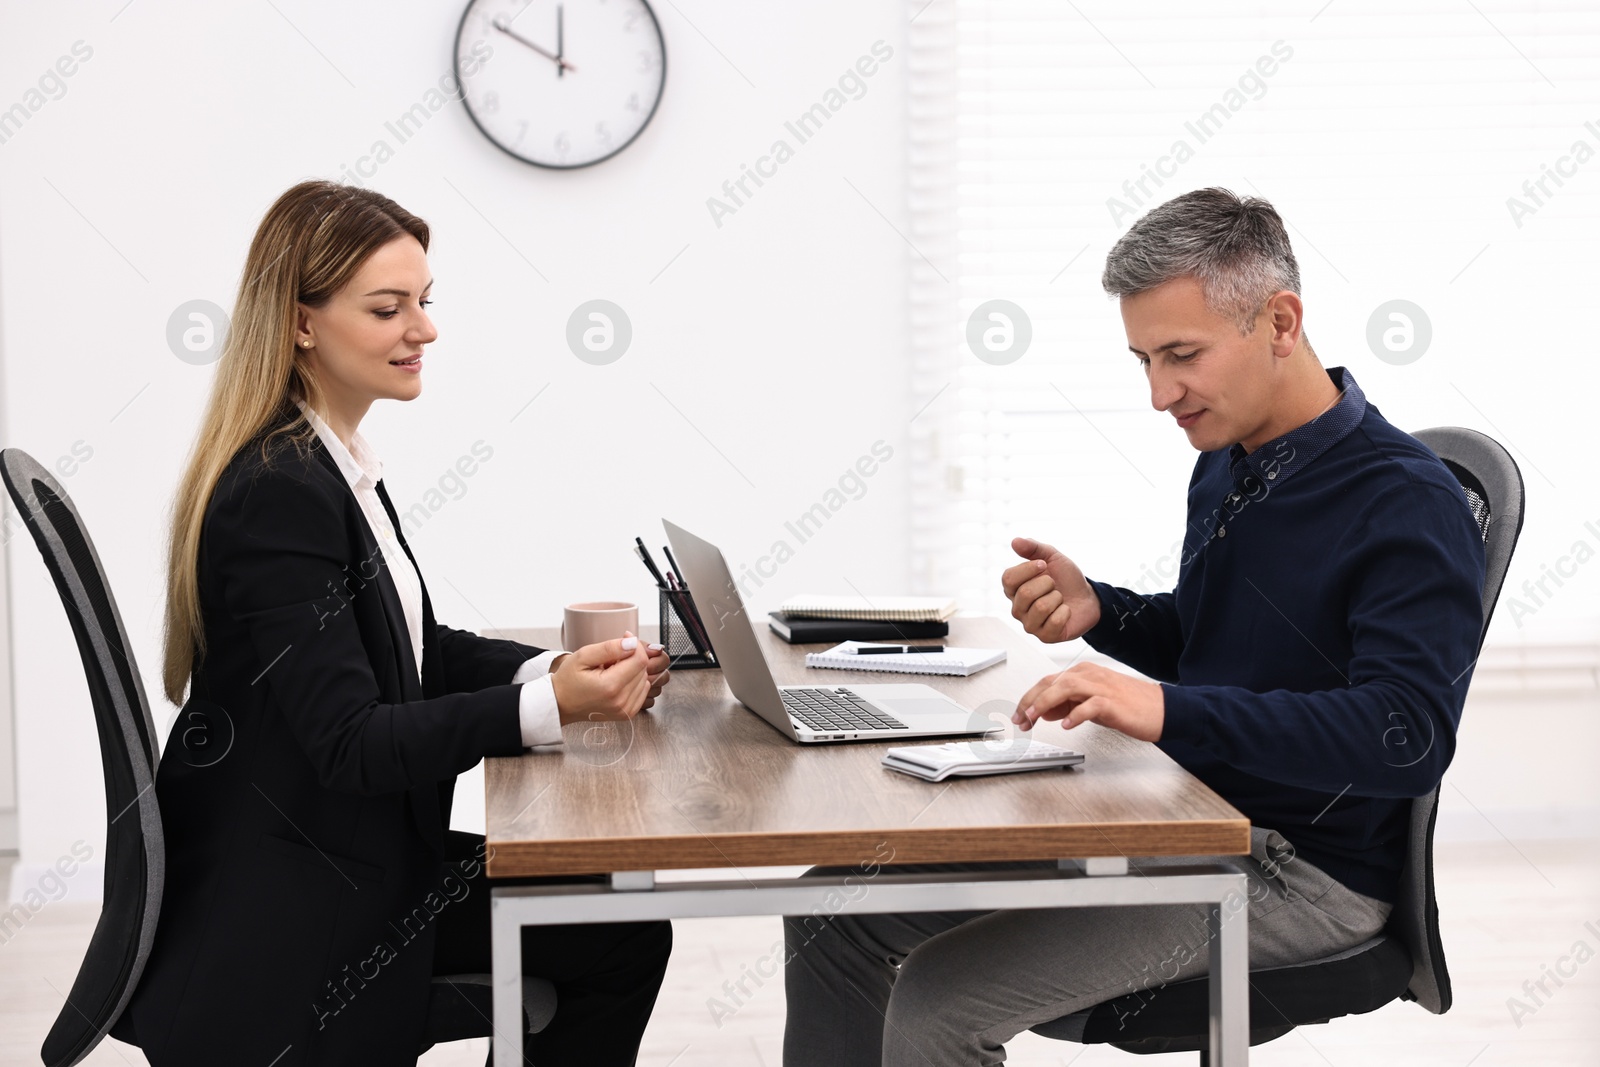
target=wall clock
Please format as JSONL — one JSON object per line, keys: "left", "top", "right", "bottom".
{"left": 454, "top": 0, "right": 666, "bottom": 169}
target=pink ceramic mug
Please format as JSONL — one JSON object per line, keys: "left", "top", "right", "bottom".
{"left": 560, "top": 601, "right": 639, "bottom": 651}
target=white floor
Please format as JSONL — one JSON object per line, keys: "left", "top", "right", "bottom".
{"left": 3, "top": 838, "right": 1597, "bottom": 1066}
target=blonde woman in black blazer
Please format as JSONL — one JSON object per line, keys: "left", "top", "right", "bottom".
{"left": 121, "top": 181, "right": 672, "bottom": 1066}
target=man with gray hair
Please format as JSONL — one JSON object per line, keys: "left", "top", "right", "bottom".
{"left": 782, "top": 188, "right": 1486, "bottom": 1065}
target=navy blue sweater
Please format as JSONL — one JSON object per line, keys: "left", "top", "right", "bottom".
{"left": 1082, "top": 367, "right": 1485, "bottom": 904}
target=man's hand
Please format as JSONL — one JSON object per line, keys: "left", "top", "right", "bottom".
{"left": 1000, "top": 537, "right": 1102, "bottom": 643}
{"left": 1012, "top": 662, "right": 1164, "bottom": 742}
{"left": 550, "top": 632, "right": 652, "bottom": 726}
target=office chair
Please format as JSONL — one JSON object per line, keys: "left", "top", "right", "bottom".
{"left": 0, "top": 449, "right": 556, "bottom": 1066}
{"left": 1029, "top": 427, "right": 1526, "bottom": 1064}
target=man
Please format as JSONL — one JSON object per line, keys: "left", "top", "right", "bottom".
{"left": 782, "top": 188, "right": 1486, "bottom": 1066}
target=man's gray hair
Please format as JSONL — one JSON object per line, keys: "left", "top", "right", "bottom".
{"left": 1102, "top": 187, "right": 1302, "bottom": 335}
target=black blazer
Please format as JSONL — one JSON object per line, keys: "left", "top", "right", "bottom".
{"left": 124, "top": 416, "right": 546, "bottom": 1065}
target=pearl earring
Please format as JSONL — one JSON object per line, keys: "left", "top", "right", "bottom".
{"left": 301, "top": 340, "right": 311, "bottom": 348}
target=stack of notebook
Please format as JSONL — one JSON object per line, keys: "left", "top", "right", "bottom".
{"left": 768, "top": 595, "right": 958, "bottom": 644}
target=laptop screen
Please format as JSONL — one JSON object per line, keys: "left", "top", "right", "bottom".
{"left": 662, "top": 520, "right": 796, "bottom": 738}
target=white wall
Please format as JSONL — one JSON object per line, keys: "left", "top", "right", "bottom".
{"left": 0, "top": 500, "right": 14, "bottom": 853}
{"left": 0, "top": 0, "right": 910, "bottom": 893}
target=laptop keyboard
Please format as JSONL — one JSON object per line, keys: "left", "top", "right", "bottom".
{"left": 782, "top": 688, "right": 910, "bottom": 732}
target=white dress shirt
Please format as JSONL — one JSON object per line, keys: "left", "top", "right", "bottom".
{"left": 297, "top": 401, "right": 564, "bottom": 747}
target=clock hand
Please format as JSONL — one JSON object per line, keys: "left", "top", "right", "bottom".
{"left": 557, "top": 5, "right": 564, "bottom": 79}
{"left": 491, "top": 16, "right": 576, "bottom": 73}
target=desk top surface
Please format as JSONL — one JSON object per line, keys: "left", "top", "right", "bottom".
{"left": 482, "top": 616, "right": 1248, "bottom": 877}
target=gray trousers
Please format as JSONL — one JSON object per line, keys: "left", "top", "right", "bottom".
{"left": 781, "top": 827, "right": 1392, "bottom": 1067}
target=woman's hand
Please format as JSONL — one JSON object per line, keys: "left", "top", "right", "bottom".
{"left": 550, "top": 632, "right": 653, "bottom": 726}
{"left": 643, "top": 643, "right": 671, "bottom": 710}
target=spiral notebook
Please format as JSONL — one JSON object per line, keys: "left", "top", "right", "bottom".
{"left": 804, "top": 641, "right": 1006, "bottom": 677}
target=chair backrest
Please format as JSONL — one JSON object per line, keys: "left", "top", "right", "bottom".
{"left": 0, "top": 450, "right": 164, "bottom": 1066}
{"left": 1396, "top": 428, "right": 1525, "bottom": 1014}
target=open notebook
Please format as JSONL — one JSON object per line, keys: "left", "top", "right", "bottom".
{"left": 804, "top": 641, "right": 1006, "bottom": 677}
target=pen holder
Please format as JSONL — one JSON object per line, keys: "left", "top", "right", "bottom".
{"left": 659, "top": 587, "right": 717, "bottom": 669}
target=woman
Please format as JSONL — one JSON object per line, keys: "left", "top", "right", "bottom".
{"left": 120, "top": 180, "right": 673, "bottom": 1065}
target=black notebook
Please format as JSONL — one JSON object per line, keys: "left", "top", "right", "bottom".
{"left": 767, "top": 611, "right": 949, "bottom": 644}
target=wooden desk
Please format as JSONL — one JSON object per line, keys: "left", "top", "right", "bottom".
{"left": 481, "top": 616, "right": 1253, "bottom": 1064}
{"left": 483, "top": 616, "right": 1248, "bottom": 877}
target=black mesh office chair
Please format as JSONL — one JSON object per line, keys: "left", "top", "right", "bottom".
{"left": 1030, "top": 427, "right": 1526, "bottom": 1063}
{"left": 0, "top": 448, "right": 556, "bottom": 1065}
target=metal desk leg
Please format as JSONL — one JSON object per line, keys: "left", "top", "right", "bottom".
{"left": 491, "top": 894, "right": 524, "bottom": 1067}
{"left": 488, "top": 864, "right": 1252, "bottom": 1064}
{"left": 1209, "top": 873, "right": 1250, "bottom": 1065}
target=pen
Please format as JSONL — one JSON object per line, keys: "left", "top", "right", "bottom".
{"left": 668, "top": 586, "right": 714, "bottom": 659}
{"left": 634, "top": 539, "right": 668, "bottom": 588}
{"left": 661, "top": 544, "right": 686, "bottom": 586}
{"left": 676, "top": 580, "right": 714, "bottom": 654}
{"left": 642, "top": 540, "right": 713, "bottom": 659}
{"left": 852, "top": 645, "right": 946, "bottom": 655}
{"left": 675, "top": 583, "right": 712, "bottom": 650}
{"left": 659, "top": 545, "right": 713, "bottom": 648}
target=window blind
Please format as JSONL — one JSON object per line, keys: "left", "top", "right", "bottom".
{"left": 905, "top": 1, "right": 1600, "bottom": 642}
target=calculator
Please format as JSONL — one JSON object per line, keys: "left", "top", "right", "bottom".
{"left": 881, "top": 739, "right": 1086, "bottom": 782}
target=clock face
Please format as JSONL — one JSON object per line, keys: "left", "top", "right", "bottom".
{"left": 454, "top": 0, "right": 666, "bottom": 169}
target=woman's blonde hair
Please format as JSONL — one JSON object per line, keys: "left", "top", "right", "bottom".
{"left": 162, "top": 180, "right": 429, "bottom": 706}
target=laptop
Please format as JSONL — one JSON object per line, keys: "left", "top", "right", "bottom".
{"left": 663, "top": 519, "right": 997, "bottom": 744}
